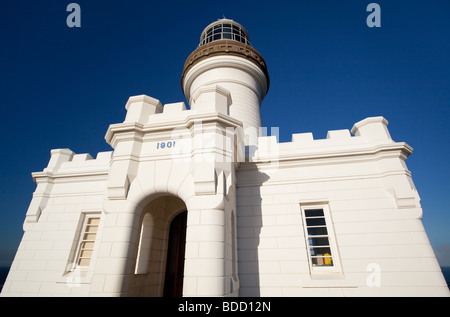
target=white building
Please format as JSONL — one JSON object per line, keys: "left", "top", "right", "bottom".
{"left": 2, "top": 19, "right": 448, "bottom": 297}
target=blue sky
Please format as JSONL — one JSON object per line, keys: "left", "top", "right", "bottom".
{"left": 0, "top": 0, "right": 449, "bottom": 267}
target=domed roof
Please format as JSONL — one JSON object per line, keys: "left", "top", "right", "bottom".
{"left": 182, "top": 18, "right": 269, "bottom": 93}
{"left": 199, "top": 18, "right": 251, "bottom": 47}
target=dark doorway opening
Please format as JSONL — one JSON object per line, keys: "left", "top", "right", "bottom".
{"left": 163, "top": 211, "right": 187, "bottom": 297}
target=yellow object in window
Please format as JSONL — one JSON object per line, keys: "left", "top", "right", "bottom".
{"left": 324, "top": 253, "right": 332, "bottom": 265}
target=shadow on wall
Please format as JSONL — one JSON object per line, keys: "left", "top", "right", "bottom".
{"left": 237, "top": 170, "right": 270, "bottom": 297}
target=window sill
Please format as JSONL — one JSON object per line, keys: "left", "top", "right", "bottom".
{"left": 301, "top": 273, "right": 358, "bottom": 288}
{"left": 56, "top": 267, "right": 93, "bottom": 286}
{"left": 310, "top": 272, "right": 345, "bottom": 280}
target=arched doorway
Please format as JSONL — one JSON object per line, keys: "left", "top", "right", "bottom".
{"left": 129, "top": 195, "right": 187, "bottom": 297}
{"left": 163, "top": 211, "right": 187, "bottom": 297}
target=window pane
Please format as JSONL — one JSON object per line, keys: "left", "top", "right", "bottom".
{"left": 85, "top": 225, "right": 98, "bottom": 233}
{"left": 78, "top": 258, "right": 91, "bottom": 267}
{"left": 81, "top": 241, "right": 95, "bottom": 250}
{"left": 307, "top": 226, "right": 328, "bottom": 236}
{"left": 308, "top": 237, "right": 330, "bottom": 247}
{"left": 305, "top": 209, "right": 324, "bottom": 217}
{"left": 83, "top": 233, "right": 97, "bottom": 241}
{"left": 80, "top": 250, "right": 93, "bottom": 258}
{"left": 312, "top": 256, "right": 333, "bottom": 266}
{"left": 306, "top": 217, "right": 326, "bottom": 227}
{"left": 223, "top": 33, "right": 232, "bottom": 39}
{"left": 310, "top": 246, "right": 332, "bottom": 256}
{"left": 87, "top": 218, "right": 100, "bottom": 225}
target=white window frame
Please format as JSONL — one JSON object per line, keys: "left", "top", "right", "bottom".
{"left": 72, "top": 213, "right": 101, "bottom": 271}
{"left": 300, "top": 203, "right": 341, "bottom": 274}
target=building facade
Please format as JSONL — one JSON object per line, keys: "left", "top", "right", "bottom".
{"left": 2, "top": 19, "right": 449, "bottom": 297}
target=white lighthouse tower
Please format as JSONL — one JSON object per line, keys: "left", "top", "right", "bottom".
{"left": 182, "top": 19, "right": 269, "bottom": 145}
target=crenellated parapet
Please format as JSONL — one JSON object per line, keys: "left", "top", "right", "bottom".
{"left": 253, "top": 116, "right": 410, "bottom": 161}
{"left": 104, "top": 91, "right": 243, "bottom": 201}
{"left": 249, "top": 116, "right": 420, "bottom": 211}
{"left": 25, "top": 150, "right": 112, "bottom": 224}
{"left": 35, "top": 149, "right": 113, "bottom": 178}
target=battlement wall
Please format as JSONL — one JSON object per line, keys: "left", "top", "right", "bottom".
{"left": 39, "top": 149, "right": 113, "bottom": 175}
{"left": 253, "top": 117, "right": 404, "bottom": 160}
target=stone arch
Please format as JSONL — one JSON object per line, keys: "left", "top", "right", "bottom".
{"left": 127, "top": 195, "right": 187, "bottom": 296}
{"left": 125, "top": 160, "right": 197, "bottom": 214}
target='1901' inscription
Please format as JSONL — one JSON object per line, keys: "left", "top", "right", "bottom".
{"left": 156, "top": 141, "right": 176, "bottom": 149}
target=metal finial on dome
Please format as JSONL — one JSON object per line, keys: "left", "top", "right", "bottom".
{"left": 198, "top": 18, "right": 251, "bottom": 47}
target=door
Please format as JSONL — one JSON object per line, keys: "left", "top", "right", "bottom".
{"left": 163, "top": 211, "right": 187, "bottom": 297}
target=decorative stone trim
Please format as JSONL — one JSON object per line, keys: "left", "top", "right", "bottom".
{"left": 181, "top": 40, "right": 270, "bottom": 91}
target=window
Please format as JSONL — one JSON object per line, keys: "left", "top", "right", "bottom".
{"left": 198, "top": 21, "right": 252, "bottom": 47}
{"left": 300, "top": 204, "right": 340, "bottom": 273}
{"left": 74, "top": 215, "right": 100, "bottom": 268}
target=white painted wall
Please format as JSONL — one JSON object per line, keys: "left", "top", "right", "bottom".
{"left": 2, "top": 103, "right": 448, "bottom": 296}
{"left": 2, "top": 90, "right": 448, "bottom": 297}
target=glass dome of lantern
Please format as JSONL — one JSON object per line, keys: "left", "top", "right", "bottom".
{"left": 199, "top": 19, "right": 252, "bottom": 47}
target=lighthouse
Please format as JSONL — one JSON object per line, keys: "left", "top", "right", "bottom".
{"left": 182, "top": 19, "right": 269, "bottom": 145}
{"left": 2, "top": 18, "right": 448, "bottom": 297}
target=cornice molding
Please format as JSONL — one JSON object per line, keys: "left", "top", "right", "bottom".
{"left": 243, "top": 141, "right": 413, "bottom": 168}
{"left": 105, "top": 112, "right": 244, "bottom": 148}
{"left": 181, "top": 40, "right": 269, "bottom": 90}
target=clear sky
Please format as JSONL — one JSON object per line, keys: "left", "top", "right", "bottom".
{"left": 0, "top": 0, "right": 449, "bottom": 267}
